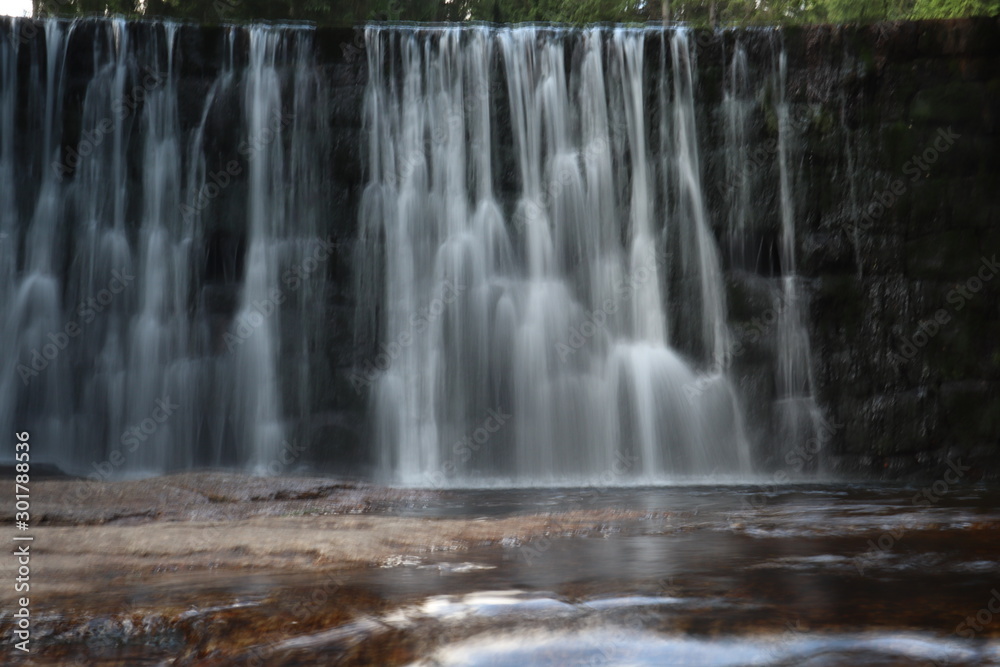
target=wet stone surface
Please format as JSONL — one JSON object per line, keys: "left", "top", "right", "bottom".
{"left": 2, "top": 475, "right": 1000, "bottom": 665}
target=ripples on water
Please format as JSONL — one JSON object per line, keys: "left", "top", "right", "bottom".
{"left": 23, "top": 483, "right": 999, "bottom": 666}
{"left": 357, "top": 484, "right": 1000, "bottom": 666}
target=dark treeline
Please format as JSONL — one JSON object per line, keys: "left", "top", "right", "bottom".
{"left": 30, "top": 0, "right": 1000, "bottom": 27}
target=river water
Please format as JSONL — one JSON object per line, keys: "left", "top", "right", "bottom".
{"left": 23, "top": 482, "right": 999, "bottom": 666}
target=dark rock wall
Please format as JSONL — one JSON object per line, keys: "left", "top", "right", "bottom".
{"left": 782, "top": 19, "right": 1000, "bottom": 479}
{"left": 312, "top": 27, "right": 370, "bottom": 471}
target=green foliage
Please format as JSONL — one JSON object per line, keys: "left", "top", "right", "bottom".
{"left": 910, "top": 0, "right": 1000, "bottom": 18}
{"left": 31, "top": 0, "right": 1000, "bottom": 25}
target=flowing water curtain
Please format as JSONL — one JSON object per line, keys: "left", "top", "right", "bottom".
{"left": 0, "top": 18, "right": 807, "bottom": 480}
{"left": 190, "top": 24, "right": 332, "bottom": 474}
{"left": 721, "top": 37, "right": 754, "bottom": 269}
{"left": 0, "top": 20, "right": 18, "bottom": 288}
{"left": 359, "top": 26, "right": 754, "bottom": 485}
{"left": 0, "top": 19, "right": 75, "bottom": 468}
{"left": 0, "top": 19, "right": 331, "bottom": 475}
{"left": 670, "top": 29, "right": 731, "bottom": 370}
{"left": 235, "top": 26, "right": 289, "bottom": 473}
{"left": 0, "top": 21, "right": 20, "bottom": 454}
{"left": 66, "top": 20, "right": 134, "bottom": 471}
{"left": 0, "top": 21, "right": 20, "bottom": 461}
{"left": 772, "top": 37, "right": 823, "bottom": 462}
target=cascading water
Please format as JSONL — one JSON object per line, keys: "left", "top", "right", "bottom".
{"left": 1, "top": 17, "right": 824, "bottom": 484}
{"left": 1, "top": 19, "right": 74, "bottom": 466}
{"left": 0, "top": 19, "right": 331, "bottom": 476}
{"left": 358, "top": 26, "right": 753, "bottom": 486}
{"left": 721, "top": 39, "right": 754, "bottom": 269}
{"left": 669, "top": 30, "right": 731, "bottom": 369}
{"left": 772, "top": 46, "right": 822, "bottom": 462}
{"left": 717, "top": 33, "right": 822, "bottom": 466}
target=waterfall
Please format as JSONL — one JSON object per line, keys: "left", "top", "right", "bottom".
{"left": 773, "top": 46, "right": 822, "bottom": 463}
{"left": 1, "top": 19, "right": 74, "bottom": 466}
{"left": 716, "top": 33, "right": 823, "bottom": 468}
{"left": 359, "top": 26, "right": 752, "bottom": 485}
{"left": 0, "top": 19, "right": 330, "bottom": 476}
{"left": 721, "top": 40, "right": 753, "bottom": 269}
{"left": 670, "top": 30, "right": 730, "bottom": 369}
{"left": 0, "top": 18, "right": 824, "bottom": 484}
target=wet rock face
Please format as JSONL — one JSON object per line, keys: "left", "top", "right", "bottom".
{"left": 1, "top": 17, "right": 996, "bottom": 478}
{"left": 781, "top": 18, "right": 1000, "bottom": 478}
